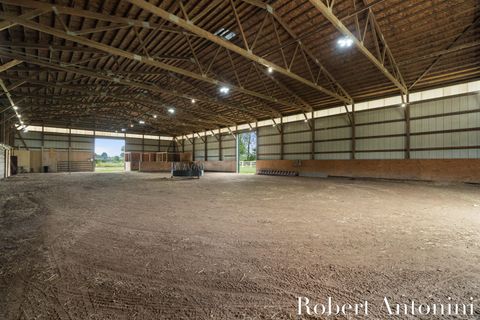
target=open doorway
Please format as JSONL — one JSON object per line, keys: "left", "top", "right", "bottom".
{"left": 237, "top": 131, "right": 256, "bottom": 174}
{"left": 94, "top": 138, "right": 125, "bottom": 172}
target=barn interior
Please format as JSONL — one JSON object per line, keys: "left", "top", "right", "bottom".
{"left": 1, "top": 0, "right": 479, "bottom": 318}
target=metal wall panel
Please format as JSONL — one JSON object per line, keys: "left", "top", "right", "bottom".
{"left": 194, "top": 137, "right": 205, "bottom": 160}
{"left": 0, "top": 147, "right": 5, "bottom": 179}
{"left": 315, "top": 153, "right": 350, "bottom": 160}
{"left": 221, "top": 135, "right": 236, "bottom": 160}
{"left": 315, "top": 127, "right": 351, "bottom": 140}
{"left": 183, "top": 139, "right": 193, "bottom": 152}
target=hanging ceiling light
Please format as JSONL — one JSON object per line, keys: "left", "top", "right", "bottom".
{"left": 219, "top": 86, "right": 230, "bottom": 94}
{"left": 267, "top": 66, "right": 274, "bottom": 74}
{"left": 168, "top": 108, "right": 175, "bottom": 114}
{"left": 191, "top": 98, "right": 196, "bottom": 104}
{"left": 337, "top": 37, "right": 353, "bottom": 48}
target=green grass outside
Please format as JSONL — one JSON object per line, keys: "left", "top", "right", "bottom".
{"left": 239, "top": 166, "right": 256, "bottom": 174}
{"left": 95, "top": 166, "right": 124, "bottom": 172}
{"left": 95, "top": 161, "right": 124, "bottom": 167}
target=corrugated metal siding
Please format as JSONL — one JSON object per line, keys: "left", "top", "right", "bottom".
{"left": 221, "top": 135, "right": 236, "bottom": 160}
{"left": 125, "top": 138, "right": 143, "bottom": 152}
{"left": 255, "top": 93, "right": 479, "bottom": 160}
{"left": 410, "top": 94, "right": 479, "bottom": 159}
{"left": 257, "top": 126, "right": 281, "bottom": 160}
{"left": 0, "top": 146, "right": 5, "bottom": 179}
{"left": 194, "top": 137, "right": 205, "bottom": 160}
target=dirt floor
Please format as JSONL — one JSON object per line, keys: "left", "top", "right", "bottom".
{"left": 1, "top": 172, "right": 480, "bottom": 319}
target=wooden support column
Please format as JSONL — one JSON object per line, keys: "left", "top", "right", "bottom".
{"left": 255, "top": 122, "right": 259, "bottom": 161}
{"left": 68, "top": 127, "right": 71, "bottom": 173}
{"left": 280, "top": 118, "right": 284, "bottom": 160}
{"left": 192, "top": 136, "right": 195, "bottom": 161}
{"left": 204, "top": 132, "right": 208, "bottom": 161}
{"left": 141, "top": 134, "right": 145, "bottom": 153}
{"left": 405, "top": 94, "right": 411, "bottom": 159}
{"left": 351, "top": 104, "right": 356, "bottom": 160}
{"left": 218, "top": 132, "right": 222, "bottom": 161}
{"left": 310, "top": 112, "right": 315, "bottom": 160}
{"left": 181, "top": 138, "right": 185, "bottom": 153}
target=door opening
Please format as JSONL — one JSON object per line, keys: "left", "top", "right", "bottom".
{"left": 94, "top": 138, "right": 125, "bottom": 172}
{"left": 237, "top": 131, "right": 256, "bottom": 174}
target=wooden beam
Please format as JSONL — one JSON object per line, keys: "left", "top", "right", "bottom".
{"left": 125, "top": 0, "right": 352, "bottom": 104}
{"left": 0, "top": 59, "right": 22, "bottom": 73}
{"left": 308, "top": 0, "right": 407, "bottom": 95}
{"left": 0, "top": 8, "right": 47, "bottom": 31}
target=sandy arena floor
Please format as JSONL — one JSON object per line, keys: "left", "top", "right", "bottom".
{"left": 1, "top": 172, "right": 480, "bottom": 319}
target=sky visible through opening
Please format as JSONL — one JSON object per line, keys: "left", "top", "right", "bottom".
{"left": 95, "top": 138, "right": 124, "bottom": 157}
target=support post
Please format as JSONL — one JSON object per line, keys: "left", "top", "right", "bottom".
{"left": 351, "top": 104, "right": 356, "bottom": 160}
{"left": 204, "top": 131, "right": 208, "bottom": 161}
{"left": 255, "top": 121, "right": 259, "bottom": 161}
{"left": 280, "top": 118, "right": 284, "bottom": 160}
{"left": 68, "top": 127, "right": 71, "bottom": 173}
{"left": 310, "top": 111, "right": 315, "bottom": 160}
{"left": 218, "top": 131, "right": 222, "bottom": 161}
{"left": 405, "top": 94, "right": 411, "bottom": 159}
{"left": 192, "top": 136, "right": 195, "bottom": 161}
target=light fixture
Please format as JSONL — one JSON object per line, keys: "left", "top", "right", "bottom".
{"left": 121, "top": 128, "right": 126, "bottom": 132}
{"left": 272, "top": 124, "right": 276, "bottom": 127}
{"left": 17, "top": 114, "right": 21, "bottom": 118}
{"left": 168, "top": 108, "right": 175, "bottom": 114}
{"left": 304, "top": 119, "right": 308, "bottom": 122}
{"left": 191, "top": 99, "right": 196, "bottom": 104}
{"left": 337, "top": 37, "right": 353, "bottom": 48}
{"left": 153, "top": 115, "right": 157, "bottom": 119}
{"left": 400, "top": 103, "right": 407, "bottom": 107}
{"left": 267, "top": 66, "right": 273, "bottom": 74}
{"left": 13, "top": 105, "right": 18, "bottom": 110}
{"left": 219, "top": 86, "right": 230, "bottom": 94}
{"left": 139, "top": 120, "right": 145, "bottom": 124}
{"left": 130, "top": 124, "right": 134, "bottom": 128}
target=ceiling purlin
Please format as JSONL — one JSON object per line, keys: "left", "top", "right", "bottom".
{"left": 408, "top": 15, "right": 480, "bottom": 90}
